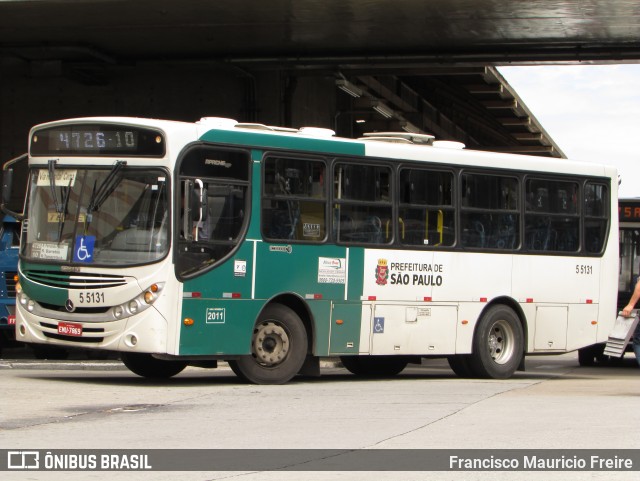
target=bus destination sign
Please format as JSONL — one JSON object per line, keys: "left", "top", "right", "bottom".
{"left": 30, "top": 124, "right": 165, "bottom": 157}
{"left": 619, "top": 200, "right": 640, "bottom": 222}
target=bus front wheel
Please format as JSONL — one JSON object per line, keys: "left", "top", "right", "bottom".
{"left": 120, "top": 352, "right": 187, "bottom": 379}
{"left": 470, "top": 305, "right": 524, "bottom": 379}
{"left": 228, "top": 303, "right": 308, "bottom": 385}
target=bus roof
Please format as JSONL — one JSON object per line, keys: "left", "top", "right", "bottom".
{"left": 30, "top": 116, "right": 616, "bottom": 179}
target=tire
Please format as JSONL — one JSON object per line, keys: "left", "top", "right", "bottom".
{"left": 469, "top": 305, "right": 524, "bottom": 379}
{"left": 339, "top": 355, "right": 408, "bottom": 377}
{"left": 228, "top": 303, "right": 308, "bottom": 385}
{"left": 120, "top": 352, "right": 187, "bottom": 379}
{"left": 447, "top": 355, "right": 477, "bottom": 378}
{"left": 578, "top": 343, "right": 606, "bottom": 366}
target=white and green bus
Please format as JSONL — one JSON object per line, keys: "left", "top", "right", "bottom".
{"left": 2, "top": 116, "right": 618, "bottom": 383}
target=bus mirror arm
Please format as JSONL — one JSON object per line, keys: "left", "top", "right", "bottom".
{"left": 1, "top": 153, "right": 27, "bottom": 220}
{"left": 194, "top": 179, "right": 204, "bottom": 241}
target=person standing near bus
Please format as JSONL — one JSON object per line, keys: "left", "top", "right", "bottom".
{"left": 620, "top": 280, "right": 640, "bottom": 367}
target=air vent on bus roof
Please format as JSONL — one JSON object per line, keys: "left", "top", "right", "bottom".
{"left": 359, "top": 136, "right": 413, "bottom": 144}
{"left": 298, "top": 127, "right": 336, "bottom": 137}
{"left": 198, "top": 117, "right": 238, "bottom": 128}
{"left": 433, "top": 140, "right": 466, "bottom": 150}
{"left": 360, "top": 132, "right": 435, "bottom": 145}
{"left": 235, "top": 123, "right": 298, "bottom": 133}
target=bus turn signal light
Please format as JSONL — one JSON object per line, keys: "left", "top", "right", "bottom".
{"left": 184, "top": 318, "right": 194, "bottom": 326}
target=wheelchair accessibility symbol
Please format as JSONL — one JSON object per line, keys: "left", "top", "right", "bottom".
{"left": 373, "top": 316, "right": 385, "bottom": 334}
{"left": 73, "top": 235, "right": 95, "bottom": 263}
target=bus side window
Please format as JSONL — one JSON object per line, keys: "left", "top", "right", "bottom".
{"left": 333, "top": 162, "right": 392, "bottom": 245}
{"left": 525, "top": 178, "right": 579, "bottom": 252}
{"left": 262, "top": 156, "right": 327, "bottom": 242}
{"left": 584, "top": 182, "right": 608, "bottom": 253}
{"left": 398, "top": 168, "right": 454, "bottom": 248}
{"left": 461, "top": 172, "right": 519, "bottom": 250}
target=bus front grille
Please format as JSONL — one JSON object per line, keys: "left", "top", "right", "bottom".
{"left": 22, "top": 270, "right": 127, "bottom": 289}
{"left": 38, "top": 302, "right": 111, "bottom": 314}
{"left": 40, "top": 322, "right": 105, "bottom": 343}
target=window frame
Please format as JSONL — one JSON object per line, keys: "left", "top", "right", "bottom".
{"left": 261, "top": 153, "right": 329, "bottom": 244}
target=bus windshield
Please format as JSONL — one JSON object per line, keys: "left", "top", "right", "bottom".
{"left": 22, "top": 166, "right": 169, "bottom": 265}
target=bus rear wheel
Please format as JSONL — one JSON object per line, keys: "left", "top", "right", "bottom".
{"left": 120, "top": 352, "right": 187, "bottom": 379}
{"left": 470, "top": 305, "right": 523, "bottom": 379}
{"left": 228, "top": 303, "right": 307, "bottom": 385}
{"left": 339, "top": 356, "right": 408, "bottom": 377}
{"left": 447, "top": 355, "right": 476, "bottom": 378}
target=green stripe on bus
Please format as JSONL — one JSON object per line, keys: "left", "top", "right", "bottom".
{"left": 199, "top": 129, "right": 365, "bottom": 156}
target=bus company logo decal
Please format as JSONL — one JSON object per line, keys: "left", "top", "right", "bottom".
{"left": 269, "top": 245, "right": 292, "bottom": 254}
{"left": 204, "top": 158, "right": 232, "bottom": 168}
{"left": 318, "top": 257, "right": 346, "bottom": 284}
{"left": 375, "top": 259, "right": 388, "bottom": 286}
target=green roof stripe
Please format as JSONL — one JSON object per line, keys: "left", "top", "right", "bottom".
{"left": 199, "top": 129, "right": 365, "bottom": 156}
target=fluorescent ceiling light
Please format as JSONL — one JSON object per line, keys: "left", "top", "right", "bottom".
{"left": 400, "top": 121, "right": 422, "bottom": 134}
{"left": 336, "top": 79, "right": 363, "bottom": 98}
{"left": 371, "top": 101, "right": 394, "bottom": 119}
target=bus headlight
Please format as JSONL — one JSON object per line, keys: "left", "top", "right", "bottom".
{"left": 110, "top": 282, "right": 165, "bottom": 320}
{"left": 19, "top": 293, "right": 28, "bottom": 305}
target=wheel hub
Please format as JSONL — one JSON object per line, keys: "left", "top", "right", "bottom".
{"left": 252, "top": 321, "right": 290, "bottom": 366}
{"left": 487, "top": 321, "right": 513, "bottom": 364}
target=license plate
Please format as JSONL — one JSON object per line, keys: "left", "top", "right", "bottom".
{"left": 7, "top": 315, "right": 15, "bottom": 325}
{"left": 58, "top": 321, "right": 83, "bottom": 337}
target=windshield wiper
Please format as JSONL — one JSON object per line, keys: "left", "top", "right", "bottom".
{"left": 47, "top": 159, "right": 72, "bottom": 242}
{"left": 84, "top": 160, "right": 126, "bottom": 232}
{"left": 48, "top": 159, "right": 61, "bottom": 214}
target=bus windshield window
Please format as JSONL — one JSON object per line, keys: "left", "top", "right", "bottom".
{"left": 22, "top": 167, "right": 169, "bottom": 265}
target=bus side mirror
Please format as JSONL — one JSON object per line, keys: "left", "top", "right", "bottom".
{"left": 1, "top": 153, "right": 27, "bottom": 221}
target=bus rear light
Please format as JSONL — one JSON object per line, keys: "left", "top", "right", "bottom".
{"left": 586, "top": 299, "right": 593, "bottom": 304}
{"left": 183, "top": 292, "right": 201, "bottom": 298}
{"left": 480, "top": 297, "right": 487, "bottom": 302}
{"left": 305, "top": 294, "right": 322, "bottom": 300}
{"left": 368, "top": 296, "right": 377, "bottom": 301}
{"left": 184, "top": 318, "right": 194, "bottom": 326}
{"left": 526, "top": 298, "right": 534, "bottom": 303}
{"left": 423, "top": 297, "right": 432, "bottom": 302}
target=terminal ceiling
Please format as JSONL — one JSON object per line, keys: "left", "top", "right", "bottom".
{"left": 2, "top": 0, "right": 639, "bottom": 158}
